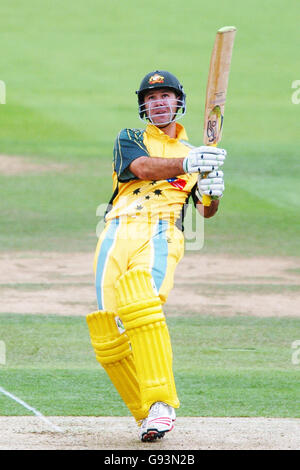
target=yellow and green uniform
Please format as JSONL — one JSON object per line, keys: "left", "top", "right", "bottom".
{"left": 106, "top": 123, "right": 197, "bottom": 223}
{"left": 88, "top": 123, "right": 199, "bottom": 421}
{"left": 94, "top": 123, "right": 198, "bottom": 311}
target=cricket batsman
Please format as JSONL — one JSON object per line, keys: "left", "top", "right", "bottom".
{"left": 86, "top": 70, "right": 226, "bottom": 442}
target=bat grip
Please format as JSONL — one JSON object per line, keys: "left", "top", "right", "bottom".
{"left": 202, "top": 194, "right": 212, "bottom": 207}
{"left": 201, "top": 173, "right": 212, "bottom": 207}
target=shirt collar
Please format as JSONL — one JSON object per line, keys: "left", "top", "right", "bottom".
{"left": 145, "top": 122, "right": 188, "bottom": 142}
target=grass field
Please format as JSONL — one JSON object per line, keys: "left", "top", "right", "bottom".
{"left": 0, "top": 0, "right": 299, "bottom": 442}
{"left": 0, "top": 0, "right": 300, "bottom": 254}
{"left": 0, "top": 313, "right": 299, "bottom": 417}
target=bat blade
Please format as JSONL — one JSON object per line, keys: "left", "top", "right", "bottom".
{"left": 202, "top": 26, "right": 237, "bottom": 207}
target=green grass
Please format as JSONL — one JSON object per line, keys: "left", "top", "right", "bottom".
{"left": 0, "top": 0, "right": 300, "bottom": 254}
{"left": 0, "top": 314, "right": 299, "bottom": 417}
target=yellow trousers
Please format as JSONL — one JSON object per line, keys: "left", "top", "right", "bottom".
{"left": 94, "top": 217, "right": 184, "bottom": 311}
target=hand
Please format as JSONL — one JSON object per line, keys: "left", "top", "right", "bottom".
{"left": 197, "top": 170, "right": 225, "bottom": 202}
{"left": 183, "top": 146, "right": 226, "bottom": 174}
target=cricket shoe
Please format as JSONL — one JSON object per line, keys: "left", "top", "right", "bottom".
{"left": 139, "top": 402, "right": 176, "bottom": 442}
{"left": 139, "top": 417, "right": 158, "bottom": 442}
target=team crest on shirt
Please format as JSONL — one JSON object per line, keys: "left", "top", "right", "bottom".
{"left": 148, "top": 73, "right": 165, "bottom": 85}
{"left": 167, "top": 178, "right": 187, "bottom": 190}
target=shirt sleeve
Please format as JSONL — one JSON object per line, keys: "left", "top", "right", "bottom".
{"left": 113, "top": 128, "right": 149, "bottom": 182}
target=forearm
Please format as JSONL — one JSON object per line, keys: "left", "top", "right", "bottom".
{"left": 129, "top": 156, "right": 185, "bottom": 180}
{"left": 196, "top": 199, "right": 220, "bottom": 218}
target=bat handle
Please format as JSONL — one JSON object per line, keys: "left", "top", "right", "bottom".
{"left": 201, "top": 141, "right": 219, "bottom": 206}
{"left": 201, "top": 173, "right": 212, "bottom": 207}
{"left": 202, "top": 194, "right": 212, "bottom": 207}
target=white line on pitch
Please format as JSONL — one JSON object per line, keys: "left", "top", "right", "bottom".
{"left": 0, "top": 386, "right": 64, "bottom": 433}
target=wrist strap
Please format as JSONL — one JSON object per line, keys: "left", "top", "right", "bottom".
{"left": 182, "top": 157, "right": 188, "bottom": 173}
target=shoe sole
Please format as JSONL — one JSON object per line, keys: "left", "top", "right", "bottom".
{"left": 141, "top": 423, "right": 174, "bottom": 442}
{"left": 141, "top": 430, "right": 165, "bottom": 442}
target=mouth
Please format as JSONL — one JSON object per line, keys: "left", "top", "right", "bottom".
{"left": 151, "top": 107, "right": 171, "bottom": 117}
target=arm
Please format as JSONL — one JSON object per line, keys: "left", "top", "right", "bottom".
{"left": 129, "top": 145, "right": 226, "bottom": 181}
{"left": 196, "top": 198, "right": 220, "bottom": 218}
{"left": 129, "top": 156, "right": 185, "bottom": 180}
{"left": 130, "top": 156, "right": 220, "bottom": 218}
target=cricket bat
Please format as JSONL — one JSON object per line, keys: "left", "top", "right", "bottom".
{"left": 202, "top": 26, "right": 237, "bottom": 207}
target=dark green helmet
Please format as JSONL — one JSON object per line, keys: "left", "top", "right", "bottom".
{"left": 136, "top": 70, "right": 186, "bottom": 121}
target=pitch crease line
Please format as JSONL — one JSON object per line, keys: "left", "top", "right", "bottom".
{"left": 0, "top": 385, "right": 64, "bottom": 433}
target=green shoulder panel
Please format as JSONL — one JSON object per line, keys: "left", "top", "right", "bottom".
{"left": 113, "top": 128, "right": 148, "bottom": 182}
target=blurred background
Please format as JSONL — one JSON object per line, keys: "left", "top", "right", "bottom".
{"left": 0, "top": 0, "right": 299, "bottom": 254}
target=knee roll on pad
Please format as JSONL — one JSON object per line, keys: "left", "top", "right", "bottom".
{"left": 86, "top": 310, "right": 147, "bottom": 422}
{"left": 116, "top": 269, "right": 179, "bottom": 411}
{"left": 117, "top": 269, "right": 164, "bottom": 329}
{"left": 87, "top": 310, "right": 130, "bottom": 364}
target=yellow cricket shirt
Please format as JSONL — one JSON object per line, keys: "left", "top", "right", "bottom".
{"left": 104, "top": 123, "right": 198, "bottom": 230}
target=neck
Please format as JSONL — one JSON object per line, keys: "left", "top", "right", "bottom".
{"left": 157, "top": 121, "right": 177, "bottom": 138}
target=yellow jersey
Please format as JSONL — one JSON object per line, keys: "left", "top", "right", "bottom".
{"left": 105, "top": 123, "right": 198, "bottom": 230}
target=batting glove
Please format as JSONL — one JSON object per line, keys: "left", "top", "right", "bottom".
{"left": 183, "top": 146, "right": 226, "bottom": 174}
{"left": 197, "top": 170, "right": 225, "bottom": 202}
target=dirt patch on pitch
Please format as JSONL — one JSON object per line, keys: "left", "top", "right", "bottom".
{"left": 0, "top": 251, "right": 299, "bottom": 317}
{"left": 0, "top": 416, "right": 299, "bottom": 450}
{"left": 0, "top": 154, "right": 69, "bottom": 175}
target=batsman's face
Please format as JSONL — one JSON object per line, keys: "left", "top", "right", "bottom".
{"left": 143, "top": 89, "right": 178, "bottom": 126}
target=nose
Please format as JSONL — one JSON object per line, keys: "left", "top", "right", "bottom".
{"left": 154, "top": 95, "right": 168, "bottom": 107}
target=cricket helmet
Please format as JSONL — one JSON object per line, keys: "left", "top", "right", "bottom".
{"left": 136, "top": 70, "right": 186, "bottom": 122}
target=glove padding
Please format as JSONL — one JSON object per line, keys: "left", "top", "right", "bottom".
{"left": 197, "top": 170, "right": 225, "bottom": 201}
{"left": 183, "top": 146, "right": 226, "bottom": 174}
